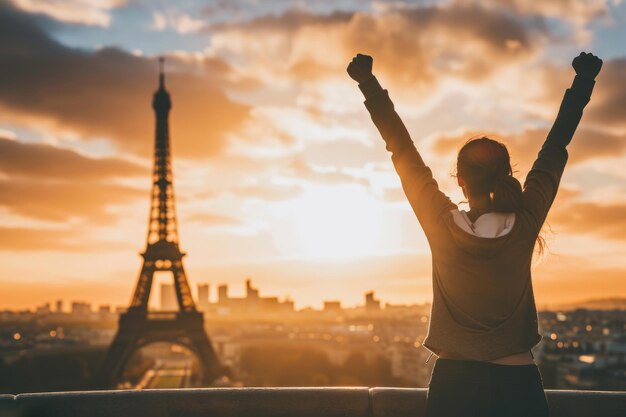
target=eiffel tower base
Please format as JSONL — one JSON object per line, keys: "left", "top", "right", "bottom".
{"left": 96, "top": 310, "right": 226, "bottom": 389}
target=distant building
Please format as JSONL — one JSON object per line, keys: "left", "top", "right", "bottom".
{"left": 246, "top": 278, "right": 259, "bottom": 299}
{"left": 55, "top": 299, "right": 63, "bottom": 313}
{"left": 365, "top": 291, "right": 381, "bottom": 313}
{"left": 218, "top": 284, "right": 229, "bottom": 303}
{"left": 71, "top": 301, "right": 92, "bottom": 316}
{"left": 36, "top": 303, "right": 51, "bottom": 316}
{"left": 215, "top": 279, "right": 294, "bottom": 316}
{"left": 197, "top": 283, "right": 210, "bottom": 311}
{"left": 160, "top": 283, "right": 177, "bottom": 311}
{"left": 324, "top": 301, "right": 342, "bottom": 313}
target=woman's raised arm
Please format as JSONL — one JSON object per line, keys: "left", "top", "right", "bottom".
{"left": 522, "top": 52, "right": 602, "bottom": 231}
{"left": 347, "top": 54, "right": 457, "bottom": 234}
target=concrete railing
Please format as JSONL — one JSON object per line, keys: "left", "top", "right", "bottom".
{"left": 0, "top": 388, "right": 625, "bottom": 417}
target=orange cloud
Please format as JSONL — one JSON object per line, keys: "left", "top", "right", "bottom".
{"left": 341, "top": 5, "right": 543, "bottom": 84}
{"left": 381, "top": 187, "right": 410, "bottom": 203}
{"left": 0, "top": 179, "right": 144, "bottom": 223}
{"left": 432, "top": 127, "right": 626, "bottom": 171}
{"left": 184, "top": 212, "right": 241, "bottom": 225}
{"left": 0, "top": 225, "right": 133, "bottom": 252}
{"left": 549, "top": 201, "right": 626, "bottom": 241}
{"left": 213, "top": 4, "right": 547, "bottom": 87}
{"left": 0, "top": 137, "right": 147, "bottom": 179}
{"left": 287, "top": 158, "right": 370, "bottom": 187}
{"left": 231, "top": 184, "right": 303, "bottom": 202}
{"left": 0, "top": 136, "right": 148, "bottom": 224}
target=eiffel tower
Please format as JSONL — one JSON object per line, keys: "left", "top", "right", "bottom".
{"left": 97, "top": 58, "right": 224, "bottom": 388}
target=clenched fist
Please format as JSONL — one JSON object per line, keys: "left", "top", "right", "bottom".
{"left": 572, "top": 52, "right": 602, "bottom": 80}
{"left": 347, "top": 54, "right": 374, "bottom": 83}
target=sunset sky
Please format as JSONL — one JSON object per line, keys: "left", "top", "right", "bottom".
{"left": 1, "top": 0, "right": 625, "bottom": 311}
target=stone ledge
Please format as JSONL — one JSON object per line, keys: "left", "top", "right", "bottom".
{"left": 0, "top": 388, "right": 624, "bottom": 417}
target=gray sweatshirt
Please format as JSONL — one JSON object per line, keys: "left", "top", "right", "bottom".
{"left": 359, "top": 74, "right": 595, "bottom": 361}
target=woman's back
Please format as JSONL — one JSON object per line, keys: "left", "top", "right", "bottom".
{"left": 425, "top": 206, "right": 540, "bottom": 360}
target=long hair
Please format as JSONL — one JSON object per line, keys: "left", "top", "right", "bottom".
{"left": 455, "top": 137, "right": 545, "bottom": 255}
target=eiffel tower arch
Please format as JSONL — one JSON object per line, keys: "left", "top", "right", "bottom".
{"left": 97, "top": 59, "right": 225, "bottom": 388}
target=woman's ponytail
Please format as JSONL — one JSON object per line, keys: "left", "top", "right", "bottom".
{"left": 492, "top": 174, "right": 523, "bottom": 213}
{"left": 457, "top": 136, "right": 546, "bottom": 255}
{"left": 457, "top": 137, "right": 524, "bottom": 213}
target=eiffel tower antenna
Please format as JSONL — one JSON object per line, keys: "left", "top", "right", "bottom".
{"left": 159, "top": 56, "right": 165, "bottom": 88}
{"left": 97, "top": 57, "right": 224, "bottom": 388}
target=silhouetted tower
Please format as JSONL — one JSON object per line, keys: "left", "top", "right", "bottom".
{"left": 97, "top": 58, "right": 224, "bottom": 388}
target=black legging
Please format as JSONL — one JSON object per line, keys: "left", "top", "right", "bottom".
{"left": 425, "top": 358, "right": 550, "bottom": 417}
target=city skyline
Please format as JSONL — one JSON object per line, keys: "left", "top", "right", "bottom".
{"left": 1, "top": 279, "right": 390, "bottom": 313}
{"left": 5, "top": 278, "right": 626, "bottom": 314}
{"left": 1, "top": 0, "right": 626, "bottom": 310}
{"left": 2, "top": 290, "right": 624, "bottom": 391}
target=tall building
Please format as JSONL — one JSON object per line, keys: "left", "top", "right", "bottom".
{"left": 160, "top": 283, "right": 177, "bottom": 311}
{"left": 98, "top": 305, "right": 112, "bottom": 317}
{"left": 324, "top": 301, "right": 342, "bottom": 313}
{"left": 365, "top": 291, "right": 381, "bottom": 313}
{"left": 198, "top": 283, "right": 210, "bottom": 311}
{"left": 246, "top": 278, "right": 259, "bottom": 299}
{"left": 218, "top": 284, "right": 229, "bottom": 303}
{"left": 36, "top": 303, "right": 51, "bottom": 315}
{"left": 71, "top": 301, "right": 92, "bottom": 316}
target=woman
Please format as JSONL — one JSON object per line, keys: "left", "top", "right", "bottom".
{"left": 347, "top": 52, "right": 602, "bottom": 416}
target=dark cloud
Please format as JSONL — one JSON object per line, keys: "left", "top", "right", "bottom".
{"left": 0, "top": 137, "right": 147, "bottom": 179}
{"left": 535, "top": 58, "right": 626, "bottom": 131}
{"left": 211, "top": 8, "right": 353, "bottom": 32}
{"left": 0, "top": 178, "right": 145, "bottom": 222}
{"left": 0, "top": 1, "right": 249, "bottom": 159}
{"left": 480, "top": 0, "right": 607, "bottom": 22}
{"left": 587, "top": 58, "right": 626, "bottom": 129}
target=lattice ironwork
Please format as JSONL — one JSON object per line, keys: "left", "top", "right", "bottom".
{"left": 97, "top": 59, "right": 224, "bottom": 388}
{"left": 127, "top": 57, "right": 194, "bottom": 313}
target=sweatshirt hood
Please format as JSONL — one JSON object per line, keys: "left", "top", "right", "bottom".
{"left": 444, "top": 209, "right": 517, "bottom": 257}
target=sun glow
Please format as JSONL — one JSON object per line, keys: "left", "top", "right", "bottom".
{"left": 273, "top": 185, "right": 384, "bottom": 260}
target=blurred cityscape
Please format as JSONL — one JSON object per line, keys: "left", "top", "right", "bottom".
{"left": 1, "top": 279, "right": 625, "bottom": 393}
